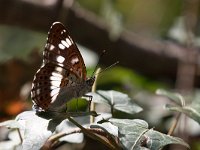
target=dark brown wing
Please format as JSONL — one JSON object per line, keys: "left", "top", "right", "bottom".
{"left": 31, "top": 64, "right": 64, "bottom": 110}
{"left": 44, "top": 22, "right": 86, "bottom": 80}
{"left": 31, "top": 22, "right": 86, "bottom": 110}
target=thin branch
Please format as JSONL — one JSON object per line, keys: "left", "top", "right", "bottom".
{"left": 17, "top": 128, "right": 23, "bottom": 144}
{"left": 67, "top": 115, "right": 121, "bottom": 150}
{"left": 167, "top": 113, "right": 181, "bottom": 136}
{"left": 90, "top": 68, "right": 101, "bottom": 123}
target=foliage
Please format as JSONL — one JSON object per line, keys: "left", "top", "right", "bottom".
{"left": 0, "top": 25, "right": 45, "bottom": 62}
{"left": 157, "top": 89, "right": 200, "bottom": 124}
{"left": 97, "top": 67, "right": 167, "bottom": 92}
{"left": 77, "top": 0, "right": 183, "bottom": 36}
{"left": 0, "top": 90, "right": 190, "bottom": 150}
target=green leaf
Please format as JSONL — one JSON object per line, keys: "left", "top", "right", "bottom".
{"left": 109, "top": 119, "right": 189, "bottom": 150}
{"left": 145, "top": 129, "right": 189, "bottom": 149}
{"left": 0, "top": 120, "right": 24, "bottom": 130}
{"left": 97, "top": 67, "right": 167, "bottom": 92}
{"left": 162, "top": 91, "right": 200, "bottom": 124}
{"left": 0, "top": 25, "right": 46, "bottom": 62}
{"left": 17, "top": 111, "right": 53, "bottom": 149}
{"left": 156, "top": 89, "right": 185, "bottom": 106}
{"left": 67, "top": 98, "right": 89, "bottom": 111}
{"left": 110, "top": 119, "right": 149, "bottom": 149}
{"left": 166, "top": 104, "right": 200, "bottom": 124}
{"left": 90, "top": 90, "right": 143, "bottom": 115}
{"left": 90, "top": 122, "right": 118, "bottom": 137}
{"left": 15, "top": 111, "right": 90, "bottom": 149}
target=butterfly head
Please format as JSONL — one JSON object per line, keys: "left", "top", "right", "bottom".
{"left": 86, "top": 76, "right": 95, "bottom": 88}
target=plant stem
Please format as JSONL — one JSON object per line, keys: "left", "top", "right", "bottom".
{"left": 17, "top": 128, "right": 23, "bottom": 144}
{"left": 167, "top": 113, "right": 181, "bottom": 135}
{"left": 67, "top": 115, "right": 119, "bottom": 150}
{"left": 90, "top": 68, "right": 101, "bottom": 123}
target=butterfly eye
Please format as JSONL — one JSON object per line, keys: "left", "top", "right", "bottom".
{"left": 86, "top": 77, "right": 95, "bottom": 86}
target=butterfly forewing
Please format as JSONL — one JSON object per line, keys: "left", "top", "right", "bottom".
{"left": 31, "top": 22, "right": 87, "bottom": 110}
{"left": 44, "top": 22, "right": 86, "bottom": 79}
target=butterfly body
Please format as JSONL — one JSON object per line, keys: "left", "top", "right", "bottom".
{"left": 48, "top": 76, "right": 95, "bottom": 110}
{"left": 31, "top": 22, "right": 95, "bottom": 111}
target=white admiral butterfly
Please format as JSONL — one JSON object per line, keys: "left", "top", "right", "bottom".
{"left": 31, "top": 22, "right": 95, "bottom": 111}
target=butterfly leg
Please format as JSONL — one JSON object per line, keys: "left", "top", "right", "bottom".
{"left": 83, "top": 95, "right": 93, "bottom": 111}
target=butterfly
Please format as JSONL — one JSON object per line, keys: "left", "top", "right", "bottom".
{"left": 31, "top": 22, "right": 95, "bottom": 112}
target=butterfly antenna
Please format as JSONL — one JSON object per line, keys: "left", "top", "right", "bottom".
{"left": 94, "top": 61, "right": 119, "bottom": 76}
{"left": 91, "top": 50, "right": 106, "bottom": 77}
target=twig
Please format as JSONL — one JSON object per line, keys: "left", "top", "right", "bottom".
{"left": 90, "top": 68, "right": 101, "bottom": 123}
{"left": 167, "top": 113, "right": 181, "bottom": 135}
{"left": 17, "top": 128, "right": 23, "bottom": 144}
{"left": 67, "top": 115, "right": 120, "bottom": 150}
